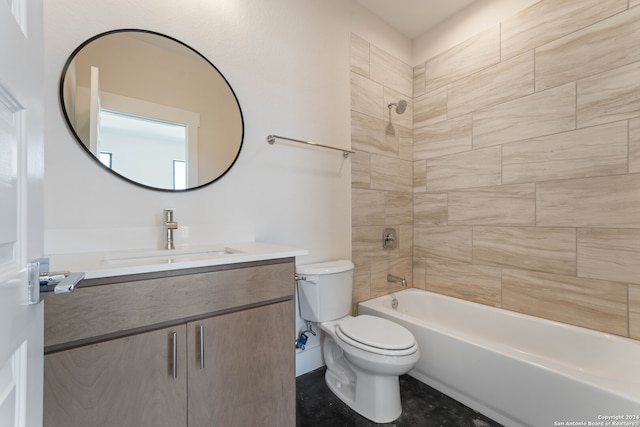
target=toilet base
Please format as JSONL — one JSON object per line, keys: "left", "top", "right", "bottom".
{"left": 322, "top": 334, "right": 404, "bottom": 423}
{"left": 324, "top": 364, "right": 402, "bottom": 423}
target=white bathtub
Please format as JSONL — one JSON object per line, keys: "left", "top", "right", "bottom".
{"left": 358, "top": 289, "right": 640, "bottom": 427}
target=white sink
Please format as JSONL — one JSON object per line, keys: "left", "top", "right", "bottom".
{"left": 48, "top": 242, "right": 308, "bottom": 280}
{"left": 102, "top": 246, "right": 241, "bottom": 264}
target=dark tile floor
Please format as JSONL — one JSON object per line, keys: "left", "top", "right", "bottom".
{"left": 296, "top": 367, "right": 503, "bottom": 427}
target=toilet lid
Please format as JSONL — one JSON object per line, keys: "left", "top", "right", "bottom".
{"left": 336, "top": 315, "right": 415, "bottom": 351}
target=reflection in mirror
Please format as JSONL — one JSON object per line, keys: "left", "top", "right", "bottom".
{"left": 60, "top": 29, "right": 244, "bottom": 191}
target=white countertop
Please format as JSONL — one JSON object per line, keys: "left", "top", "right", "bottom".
{"left": 48, "top": 242, "right": 308, "bottom": 279}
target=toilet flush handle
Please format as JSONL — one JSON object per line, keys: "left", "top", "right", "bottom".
{"left": 295, "top": 274, "right": 317, "bottom": 284}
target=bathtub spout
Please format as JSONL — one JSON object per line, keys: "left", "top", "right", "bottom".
{"left": 387, "top": 274, "right": 407, "bottom": 287}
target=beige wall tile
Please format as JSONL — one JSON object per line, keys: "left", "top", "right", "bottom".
{"left": 350, "top": 72, "right": 383, "bottom": 119}
{"left": 413, "top": 62, "right": 425, "bottom": 98}
{"left": 385, "top": 192, "right": 413, "bottom": 225}
{"left": 350, "top": 33, "right": 369, "bottom": 77}
{"left": 371, "top": 257, "right": 412, "bottom": 297}
{"left": 414, "top": 87, "right": 447, "bottom": 128}
{"left": 414, "top": 115, "right": 472, "bottom": 161}
{"left": 352, "top": 262, "right": 371, "bottom": 304}
{"left": 351, "top": 111, "right": 398, "bottom": 157}
{"left": 370, "top": 45, "right": 412, "bottom": 97}
{"left": 415, "top": 225, "right": 472, "bottom": 263}
{"left": 536, "top": 6, "right": 640, "bottom": 91}
{"left": 370, "top": 154, "right": 413, "bottom": 192}
{"left": 426, "top": 257, "right": 501, "bottom": 307}
{"left": 425, "top": 26, "right": 500, "bottom": 92}
{"left": 473, "top": 226, "right": 576, "bottom": 275}
{"left": 502, "top": 269, "right": 628, "bottom": 336}
{"left": 537, "top": 174, "right": 640, "bottom": 228}
{"left": 631, "top": 119, "right": 640, "bottom": 174}
{"left": 352, "top": 189, "right": 385, "bottom": 226}
{"left": 414, "top": 193, "right": 447, "bottom": 225}
{"left": 578, "top": 228, "right": 640, "bottom": 285}
{"left": 577, "top": 61, "right": 640, "bottom": 128}
{"left": 447, "top": 51, "right": 534, "bottom": 118}
{"left": 351, "top": 35, "right": 415, "bottom": 305}
{"left": 396, "top": 224, "right": 413, "bottom": 258}
{"left": 426, "top": 146, "right": 501, "bottom": 192}
{"left": 413, "top": 160, "right": 426, "bottom": 193}
{"left": 352, "top": 226, "right": 389, "bottom": 265}
{"left": 351, "top": 27, "right": 640, "bottom": 340}
{"left": 633, "top": 0, "right": 640, "bottom": 7}
{"left": 630, "top": 285, "right": 640, "bottom": 340}
{"left": 503, "top": 121, "right": 628, "bottom": 184}
{"left": 502, "top": 0, "right": 627, "bottom": 60}
{"left": 448, "top": 183, "right": 535, "bottom": 226}
{"left": 413, "top": 258, "right": 426, "bottom": 290}
{"left": 473, "top": 83, "right": 576, "bottom": 149}
{"left": 351, "top": 150, "right": 370, "bottom": 189}
{"left": 398, "top": 133, "right": 413, "bottom": 162}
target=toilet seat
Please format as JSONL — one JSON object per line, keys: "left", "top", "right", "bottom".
{"left": 335, "top": 315, "right": 417, "bottom": 356}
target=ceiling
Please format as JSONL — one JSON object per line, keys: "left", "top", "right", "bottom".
{"left": 355, "top": 0, "right": 478, "bottom": 39}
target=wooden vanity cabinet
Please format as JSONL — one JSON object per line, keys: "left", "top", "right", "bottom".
{"left": 187, "top": 300, "right": 294, "bottom": 427}
{"left": 43, "top": 259, "right": 295, "bottom": 427}
{"left": 44, "top": 326, "right": 188, "bottom": 427}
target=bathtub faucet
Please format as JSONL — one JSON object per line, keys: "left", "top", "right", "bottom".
{"left": 387, "top": 274, "right": 407, "bottom": 287}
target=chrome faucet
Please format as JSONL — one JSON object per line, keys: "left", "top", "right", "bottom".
{"left": 387, "top": 274, "right": 407, "bottom": 287}
{"left": 164, "top": 209, "right": 178, "bottom": 250}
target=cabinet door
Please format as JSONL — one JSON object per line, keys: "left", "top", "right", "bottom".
{"left": 188, "top": 300, "right": 295, "bottom": 427}
{"left": 44, "top": 325, "right": 187, "bottom": 427}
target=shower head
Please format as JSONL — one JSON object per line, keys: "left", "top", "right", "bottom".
{"left": 388, "top": 99, "right": 407, "bottom": 115}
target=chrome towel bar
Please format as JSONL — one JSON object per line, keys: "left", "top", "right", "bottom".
{"left": 266, "top": 134, "right": 355, "bottom": 158}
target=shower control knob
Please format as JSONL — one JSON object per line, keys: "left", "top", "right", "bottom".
{"left": 382, "top": 228, "right": 398, "bottom": 249}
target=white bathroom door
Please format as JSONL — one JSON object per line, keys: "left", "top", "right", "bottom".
{"left": 0, "top": 1, "right": 45, "bottom": 427}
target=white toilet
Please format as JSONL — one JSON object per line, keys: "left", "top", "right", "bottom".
{"left": 296, "top": 260, "right": 419, "bottom": 423}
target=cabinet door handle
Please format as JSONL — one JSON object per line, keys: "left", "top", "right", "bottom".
{"left": 172, "top": 332, "right": 178, "bottom": 379}
{"left": 199, "top": 325, "right": 205, "bottom": 369}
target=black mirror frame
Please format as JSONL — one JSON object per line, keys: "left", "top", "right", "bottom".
{"left": 59, "top": 28, "right": 245, "bottom": 192}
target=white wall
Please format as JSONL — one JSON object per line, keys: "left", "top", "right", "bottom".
{"left": 44, "top": 0, "right": 354, "bottom": 256}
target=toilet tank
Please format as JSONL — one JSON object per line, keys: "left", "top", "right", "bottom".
{"left": 296, "top": 260, "right": 354, "bottom": 322}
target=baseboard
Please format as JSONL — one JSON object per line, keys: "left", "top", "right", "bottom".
{"left": 296, "top": 343, "right": 324, "bottom": 377}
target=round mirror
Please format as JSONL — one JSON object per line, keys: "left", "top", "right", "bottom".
{"left": 60, "top": 29, "right": 244, "bottom": 191}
